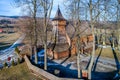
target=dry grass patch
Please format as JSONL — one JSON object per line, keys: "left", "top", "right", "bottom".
{"left": 0, "top": 62, "right": 42, "bottom": 80}
{"left": 96, "top": 47, "right": 120, "bottom": 60}
{"left": 114, "top": 50, "right": 120, "bottom": 62}
{"left": 0, "top": 33, "right": 20, "bottom": 43}
{"left": 0, "top": 33, "right": 20, "bottom": 50}
{"left": 95, "top": 47, "right": 114, "bottom": 59}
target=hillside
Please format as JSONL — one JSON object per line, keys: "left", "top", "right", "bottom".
{"left": 0, "top": 15, "right": 21, "bottom": 20}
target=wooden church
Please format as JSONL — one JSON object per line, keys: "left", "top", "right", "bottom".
{"left": 47, "top": 6, "right": 70, "bottom": 59}
{"left": 47, "top": 6, "right": 93, "bottom": 59}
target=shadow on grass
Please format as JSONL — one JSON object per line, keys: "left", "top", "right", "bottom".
{"left": 60, "top": 57, "right": 70, "bottom": 64}
{"left": 0, "top": 42, "right": 10, "bottom": 45}
{"left": 0, "top": 42, "right": 12, "bottom": 50}
{"left": 27, "top": 45, "right": 119, "bottom": 80}
{"left": 28, "top": 55, "right": 78, "bottom": 78}
{"left": 85, "top": 56, "right": 91, "bottom": 69}
{"left": 109, "top": 39, "right": 120, "bottom": 79}
{"left": 28, "top": 54, "right": 117, "bottom": 80}
{"left": 82, "top": 47, "right": 117, "bottom": 79}
{"left": 93, "top": 47, "right": 102, "bottom": 72}
{"left": 92, "top": 71, "right": 116, "bottom": 80}
{"left": 111, "top": 48, "right": 120, "bottom": 73}
{"left": 0, "top": 36, "right": 4, "bottom": 38}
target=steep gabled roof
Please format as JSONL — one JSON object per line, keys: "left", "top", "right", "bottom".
{"left": 48, "top": 43, "right": 69, "bottom": 53}
{"left": 52, "top": 6, "right": 66, "bottom": 21}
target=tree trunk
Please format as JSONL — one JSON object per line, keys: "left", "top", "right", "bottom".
{"left": 44, "top": 31, "right": 47, "bottom": 70}
{"left": 88, "top": 25, "right": 95, "bottom": 79}
{"left": 88, "top": 1, "right": 95, "bottom": 79}
{"left": 30, "top": 37, "right": 33, "bottom": 60}
{"left": 77, "top": 51, "right": 81, "bottom": 78}
{"left": 118, "top": 35, "right": 120, "bottom": 50}
{"left": 117, "top": 4, "right": 120, "bottom": 50}
{"left": 44, "top": 6, "right": 47, "bottom": 70}
{"left": 34, "top": 46, "right": 37, "bottom": 64}
{"left": 76, "top": 37, "right": 81, "bottom": 78}
{"left": 44, "top": 43, "right": 47, "bottom": 70}
{"left": 112, "top": 38, "right": 115, "bottom": 48}
{"left": 102, "top": 34, "right": 106, "bottom": 46}
{"left": 118, "top": 2, "right": 120, "bottom": 75}
{"left": 97, "top": 34, "right": 99, "bottom": 45}
{"left": 33, "top": 0, "right": 38, "bottom": 64}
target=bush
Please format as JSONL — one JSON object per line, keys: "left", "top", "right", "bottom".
{"left": 4, "top": 62, "right": 7, "bottom": 67}
{"left": 15, "top": 47, "right": 20, "bottom": 54}
{"left": 11, "top": 60, "right": 15, "bottom": 66}
{"left": 17, "top": 58, "right": 21, "bottom": 64}
{"left": 20, "top": 58, "right": 25, "bottom": 63}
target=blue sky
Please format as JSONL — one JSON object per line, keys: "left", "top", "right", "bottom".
{"left": 0, "top": 0, "right": 65, "bottom": 18}
{"left": 0, "top": 0, "right": 21, "bottom": 16}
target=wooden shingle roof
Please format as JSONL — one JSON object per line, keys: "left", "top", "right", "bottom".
{"left": 48, "top": 43, "right": 69, "bottom": 53}
{"left": 52, "top": 6, "right": 66, "bottom": 21}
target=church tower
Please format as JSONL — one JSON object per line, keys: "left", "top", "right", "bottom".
{"left": 52, "top": 6, "right": 67, "bottom": 43}
{"left": 50, "top": 6, "right": 70, "bottom": 59}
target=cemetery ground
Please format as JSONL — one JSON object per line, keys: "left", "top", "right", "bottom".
{"left": 0, "top": 32, "right": 119, "bottom": 79}
{"left": 0, "top": 44, "right": 118, "bottom": 80}
{"left": 52, "top": 46, "right": 119, "bottom": 79}
{"left": 23, "top": 33, "right": 119, "bottom": 79}
{"left": 27, "top": 45, "right": 119, "bottom": 79}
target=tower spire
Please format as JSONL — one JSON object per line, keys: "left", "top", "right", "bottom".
{"left": 58, "top": 4, "right": 59, "bottom": 9}
{"left": 52, "top": 5, "right": 66, "bottom": 21}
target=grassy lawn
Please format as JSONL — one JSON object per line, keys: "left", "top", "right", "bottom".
{"left": 114, "top": 50, "right": 120, "bottom": 62}
{"left": 95, "top": 47, "right": 114, "bottom": 58}
{"left": 0, "top": 32, "right": 20, "bottom": 50}
{"left": 95, "top": 47, "right": 120, "bottom": 59}
{"left": 0, "top": 62, "right": 42, "bottom": 80}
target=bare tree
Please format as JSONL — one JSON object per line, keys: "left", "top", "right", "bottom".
{"left": 39, "top": 0, "right": 53, "bottom": 70}
{"left": 16, "top": 18, "right": 35, "bottom": 59}
{"left": 117, "top": 0, "right": 120, "bottom": 50}
{"left": 87, "top": 0, "right": 101, "bottom": 79}
{"left": 15, "top": 0, "right": 53, "bottom": 70}
{"left": 32, "top": 0, "right": 38, "bottom": 64}
{"left": 117, "top": 0, "right": 120, "bottom": 75}
{"left": 88, "top": 0, "right": 117, "bottom": 79}
{"left": 67, "top": 0, "right": 101, "bottom": 79}
{"left": 14, "top": 0, "right": 41, "bottom": 64}
{"left": 64, "top": 0, "right": 82, "bottom": 78}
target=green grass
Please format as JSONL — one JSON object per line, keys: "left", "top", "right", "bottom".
{"left": 0, "top": 62, "right": 42, "bottom": 80}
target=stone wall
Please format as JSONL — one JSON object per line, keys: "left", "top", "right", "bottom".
{"left": 24, "top": 55, "right": 78, "bottom": 80}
